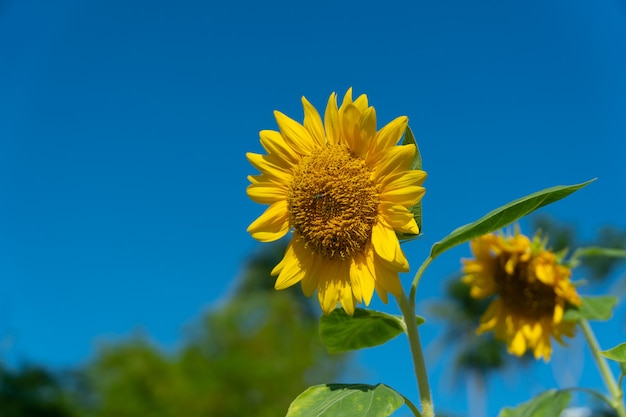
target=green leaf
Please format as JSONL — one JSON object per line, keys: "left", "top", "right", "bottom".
{"left": 430, "top": 179, "right": 595, "bottom": 259}
{"left": 601, "top": 343, "right": 626, "bottom": 364}
{"left": 498, "top": 390, "right": 571, "bottom": 417}
{"left": 563, "top": 295, "right": 618, "bottom": 322}
{"left": 574, "top": 246, "right": 626, "bottom": 259}
{"left": 286, "top": 384, "right": 404, "bottom": 417}
{"left": 401, "top": 125, "right": 422, "bottom": 172}
{"left": 319, "top": 308, "right": 424, "bottom": 354}
{"left": 398, "top": 125, "right": 423, "bottom": 241}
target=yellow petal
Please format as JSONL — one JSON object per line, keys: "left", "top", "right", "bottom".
{"left": 509, "top": 329, "right": 527, "bottom": 356}
{"left": 522, "top": 321, "right": 542, "bottom": 345}
{"left": 247, "top": 200, "right": 290, "bottom": 242}
{"left": 302, "top": 96, "right": 326, "bottom": 147}
{"left": 246, "top": 152, "right": 293, "bottom": 183}
{"left": 372, "top": 144, "right": 417, "bottom": 181}
{"left": 273, "top": 111, "right": 316, "bottom": 155}
{"left": 259, "top": 129, "right": 299, "bottom": 166}
{"left": 349, "top": 250, "right": 376, "bottom": 305}
{"left": 246, "top": 181, "right": 288, "bottom": 204}
{"left": 339, "top": 87, "right": 354, "bottom": 115}
{"left": 247, "top": 174, "right": 263, "bottom": 185}
{"left": 371, "top": 221, "right": 409, "bottom": 272}
{"left": 371, "top": 253, "right": 403, "bottom": 297}
{"left": 380, "top": 169, "right": 427, "bottom": 191}
{"left": 352, "top": 93, "right": 368, "bottom": 113}
{"left": 339, "top": 104, "right": 360, "bottom": 150}
{"left": 274, "top": 238, "right": 316, "bottom": 290}
{"left": 317, "top": 263, "right": 342, "bottom": 315}
{"left": 324, "top": 92, "right": 340, "bottom": 146}
{"left": 379, "top": 202, "right": 419, "bottom": 234}
{"left": 369, "top": 116, "right": 408, "bottom": 157}
{"left": 553, "top": 303, "right": 564, "bottom": 323}
{"left": 274, "top": 243, "right": 307, "bottom": 290}
{"left": 363, "top": 251, "right": 390, "bottom": 304}
{"left": 358, "top": 106, "right": 377, "bottom": 155}
{"left": 299, "top": 243, "right": 321, "bottom": 297}
{"left": 340, "top": 290, "right": 356, "bottom": 316}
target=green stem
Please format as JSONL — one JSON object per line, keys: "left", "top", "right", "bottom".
{"left": 400, "top": 394, "right": 423, "bottom": 417}
{"left": 396, "top": 291, "right": 434, "bottom": 417}
{"left": 579, "top": 319, "right": 626, "bottom": 417}
{"left": 409, "top": 255, "right": 433, "bottom": 305}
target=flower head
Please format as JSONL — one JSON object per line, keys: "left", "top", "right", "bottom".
{"left": 462, "top": 229, "right": 581, "bottom": 361}
{"left": 246, "top": 89, "right": 426, "bottom": 315}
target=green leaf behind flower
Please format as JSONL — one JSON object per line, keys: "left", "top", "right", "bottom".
{"left": 398, "top": 125, "right": 423, "bottom": 242}
{"left": 498, "top": 389, "right": 571, "bottom": 417}
{"left": 286, "top": 384, "right": 404, "bottom": 417}
{"left": 563, "top": 295, "right": 618, "bottom": 322}
{"left": 319, "top": 308, "right": 424, "bottom": 354}
{"left": 601, "top": 343, "right": 626, "bottom": 364}
{"left": 430, "top": 179, "right": 596, "bottom": 259}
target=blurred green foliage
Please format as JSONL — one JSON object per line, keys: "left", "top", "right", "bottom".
{"left": 1, "top": 240, "right": 346, "bottom": 417}
{"left": 0, "top": 363, "right": 78, "bottom": 417}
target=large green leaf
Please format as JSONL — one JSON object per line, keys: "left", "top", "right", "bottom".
{"left": 601, "top": 343, "right": 626, "bottom": 364}
{"left": 286, "top": 384, "right": 404, "bottom": 417}
{"left": 563, "top": 295, "right": 618, "bottom": 322}
{"left": 430, "top": 179, "right": 595, "bottom": 258}
{"left": 398, "top": 125, "right": 423, "bottom": 242}
{"left": 498, "top": 390, "right": 571, "bottom": 417}
{"left": 319, "top": 308, "right": 424, "bottom": 354}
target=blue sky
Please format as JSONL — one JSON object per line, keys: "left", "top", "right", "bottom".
{"left": 1, "top": 0, "right": 625, "bottom": 416}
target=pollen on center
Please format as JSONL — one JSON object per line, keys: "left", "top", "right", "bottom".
{"left": 288, "top": 145, "right": 379, "bottom": 260}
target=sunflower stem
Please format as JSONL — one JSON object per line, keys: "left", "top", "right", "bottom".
{"left": 579, "top": 319, "right": 626, "bottom": 417}
{"left": 396, "top": 292, "right": 434, "bottom": 417}
{"left": 409, "top": 255, "right": 433, "bottom": 305}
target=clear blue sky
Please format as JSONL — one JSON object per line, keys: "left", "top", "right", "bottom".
{"left": 1, "top": 0, "right": 625, "bottom": 416}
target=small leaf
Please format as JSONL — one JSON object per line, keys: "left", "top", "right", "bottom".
{"left": 498, "top": 390, "right": 571, "bottom": 417}
{"left": 401, "top": 125, "right": 422, "bottom": 172}
{"left": 286, "top": 384, "right": 404, "bottom": 417}
{"left": 398, "top": 125, "right": 423, "bottom": 240}
{"left": 574, "top": 247, "right": 626, "bottom": 259}
{"left": 430, "top": 179, "right": 595, "bottom": 259}
{"left": 563, "top": 296, "right": 618, "bottom": 322}
{"left": 601, "top": 343, "right": 626, "bottom": 364}
{"left": 319, "top": 308, "right": 424, "bottom": 354}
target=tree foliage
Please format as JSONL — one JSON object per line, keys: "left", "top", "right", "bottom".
{"left": 77, "top": 240, "right": 346, "bottom": 417}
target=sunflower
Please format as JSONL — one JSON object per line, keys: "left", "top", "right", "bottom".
{"left": 246, "top": 88, "right": 426, "bottom": 315}
{"left": 462, "top": 230, "right": 582, "bottom": 361}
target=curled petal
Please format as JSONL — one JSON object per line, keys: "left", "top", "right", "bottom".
{"left": 247, "top": 200, "right": 290, "bottom": 242}
{"left": 274, "top": 241, "right": 307, "bottom": 289}
{"left": 371, "top": 221, "right": 409, "bottom": 272}
{"left": 379, "top": 202, "right": 419, "bottom": 235}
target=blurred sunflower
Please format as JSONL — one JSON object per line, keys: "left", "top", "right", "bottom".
{"left": 462, "top": 230, "right": 581, "bottom": 361}
{"left": 246, "top": 88, "right": 426, "bottom": 315}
